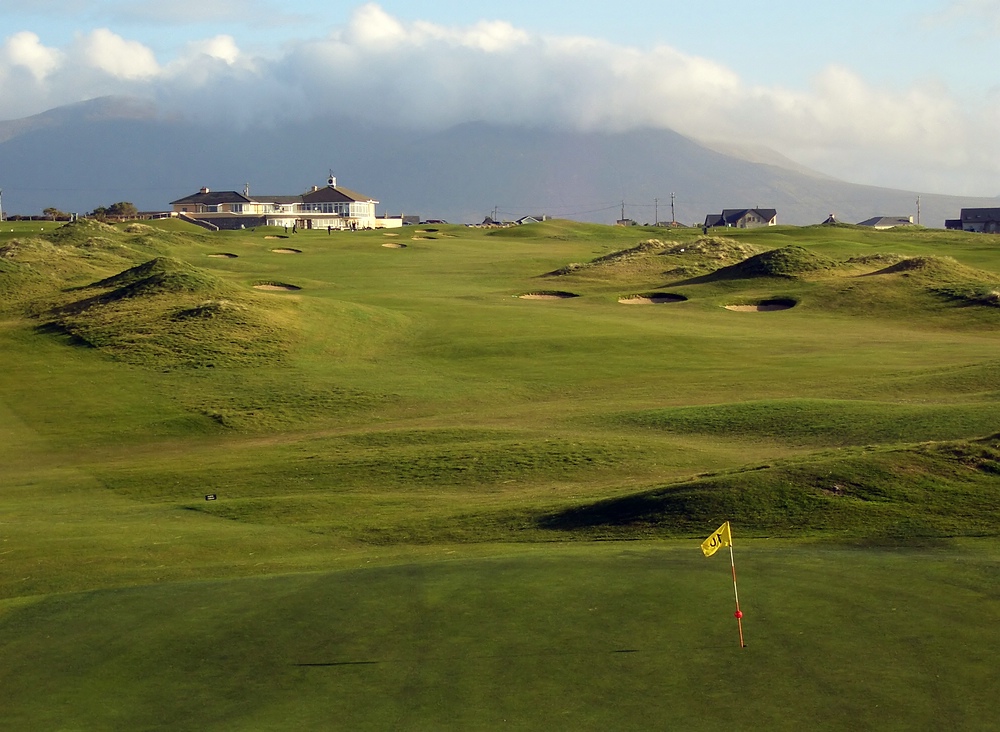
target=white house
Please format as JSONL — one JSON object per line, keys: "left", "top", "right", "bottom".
{"left": 170, "top": 176, "right": 401, "bottom": 231}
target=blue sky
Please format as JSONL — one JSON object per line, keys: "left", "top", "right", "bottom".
{"left": 2, "top": 1, "right": 1000, "bottom": 194}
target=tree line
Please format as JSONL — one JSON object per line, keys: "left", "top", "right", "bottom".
{"left": 39, "top": 202, "right": 140, "bottom": 221}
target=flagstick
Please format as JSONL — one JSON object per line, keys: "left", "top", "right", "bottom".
{"left": 729, "top": 542, "right": 746, "bottom": 648}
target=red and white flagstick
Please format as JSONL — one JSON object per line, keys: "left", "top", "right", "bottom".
{"left": 729, "top": 541, "right": 746, "bottom": 648}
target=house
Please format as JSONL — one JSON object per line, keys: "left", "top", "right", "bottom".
{"left": 169, "top": 176, "right": 401, "bottom": 231}
{"left": 704, "top": 208, "right": 777, "bottom": 229}
{"left": 945, "top": 208, "right": 1000, "bottom": 233}
{"left": 857, "top": 216, "right": 914, "bottom": 230}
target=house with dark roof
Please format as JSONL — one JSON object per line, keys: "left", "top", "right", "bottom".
{"left": 945, "top": 208, "right": 1000, "bottom": 233}
{"left": 704, "top": 208, "right": 777, "bottom": 229}
{"left": 857, "top": 215, "right": 914, "bottom": 230}
{"left": 169, "top": 176, "right": 398, "bottom": 231}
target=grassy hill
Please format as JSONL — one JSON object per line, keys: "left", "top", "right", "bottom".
{"left": 2, "top": 218, "right": 1000, "bottom": 728}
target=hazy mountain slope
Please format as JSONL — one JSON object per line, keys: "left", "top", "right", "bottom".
{"left": 0, "top": 97, "right": 994, "bottom": 225}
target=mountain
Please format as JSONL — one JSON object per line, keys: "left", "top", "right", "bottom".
{"left": 0, "top": 96, "right": 995, "bottom": 226}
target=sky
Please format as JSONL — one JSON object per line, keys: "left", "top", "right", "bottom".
{"left": 2, "top": 0, "right": 1000, "bottom": 195}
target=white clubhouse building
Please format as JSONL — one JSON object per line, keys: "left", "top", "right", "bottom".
{"left": 170, "top": 176, "right": 401, "bottom": 231}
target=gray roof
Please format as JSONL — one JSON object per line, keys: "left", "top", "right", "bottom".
{"left": 961, "top": 208, "right": 1000, "bottom": 222}
{"left": 857, "top": 216, "right": 913, "bottom": 227}
{"left": 172, "top": 181, "right": 378, "bottom": 208}
{"left": 170, "top": 190, "right": 252, "bottom": 206}
{"left": 301, "top": 185, "right": 376, "bottom": 204}
{"left": 705, "top": 208, "right": 777, "bottom": 226}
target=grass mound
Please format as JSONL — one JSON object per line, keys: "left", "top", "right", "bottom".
{"left": 39, "top": 258, "right": 294, "bottom": 368}
{"left": 90, "top": 257, "right": 227, "bottom": 299}
{"left": 0, "top": 236, "right": 131, "bottom": 306}
{"left": 715, "top": 245, "right": 838, "bottom": 279}
{"left": 663, "top": 236, "right": 759, "bottom": 262}
{"left": 867, "top": 256, "right": 997, "bottom": 286}
{"left": 590, "top": 239, "right": 672, "bottom": 265}
{"left": 543, "top": 239, "right": 690, "bottom": 278}
{"left": 43, "top": 218, "right": 118, "bottom": 243}
{"left": 540, "top": 434, "right": 1000, "bottom": 539}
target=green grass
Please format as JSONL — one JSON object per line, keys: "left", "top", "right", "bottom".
{"left": 2, "top": 543, "right": 998, "bottom": 730}
{"left": 3, "top": 218, "right": 1000, "bottom": 728}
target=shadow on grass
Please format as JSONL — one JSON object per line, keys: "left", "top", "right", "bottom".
{"left": 539, "top": 487, "right": 703, "bottom": 531}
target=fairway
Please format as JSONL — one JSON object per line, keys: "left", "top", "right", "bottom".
{"left": 2, "top": 219, "right": 1000, "bottom": 728}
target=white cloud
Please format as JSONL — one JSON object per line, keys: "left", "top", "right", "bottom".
{"left": 1, "top": 31, "right": 62, "bottom": 81}
{"left": 178, "top": 35, "right": 242, "bottom": 66}
{"left": 77, "top": 28, "right": 159, "bottom": 79}
{"left": 0, "top": 2, "right": 996, "bottom": 194}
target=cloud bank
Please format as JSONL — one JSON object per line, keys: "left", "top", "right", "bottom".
{"left": 1, "top": 2, "right": 997, "bottom": 195}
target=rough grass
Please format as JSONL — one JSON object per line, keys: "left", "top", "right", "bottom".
{"left": 6, "top": 234, "right": 301, "bottom": 367}
{"left": 539, "top": 434, "right": 1000, "bottom": 539}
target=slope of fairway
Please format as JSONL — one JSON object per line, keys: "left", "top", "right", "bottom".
{"left": 540, "top": 434, "right": 1000, "bottom": 539}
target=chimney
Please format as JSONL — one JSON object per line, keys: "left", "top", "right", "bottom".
{"left": 200, "top": 187, "right": 210, "bottom": 194}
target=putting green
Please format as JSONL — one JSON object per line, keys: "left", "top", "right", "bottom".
{"left": 1, "top": 543, "right": 997, "bottom": 730}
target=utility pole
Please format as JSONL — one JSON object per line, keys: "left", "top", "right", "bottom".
{"left": 916, "top": 196, "right": 921, "bottom": 226}
{"left": 0, "top": 188, "right": 4, "bottom": 222}
{"left": 655, "top": 198, "right": 659, "bottom": 225}
{"left": 671, "top": 192, "right": 676, "bottom": 224}
{"left": 621, "top": 200, "right": 625, "bottom": 222}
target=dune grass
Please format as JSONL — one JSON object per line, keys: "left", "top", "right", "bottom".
{"left": 3, "top": 219, "right": 1000, "bottom": 727}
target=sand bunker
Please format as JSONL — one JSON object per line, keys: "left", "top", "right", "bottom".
{"left": 253, "top": 283, "right": 301, "bottom": 292}
{"left": 383, "top": 233, "right": 399, "bottom": 237}
{"left": 264, "top": 235, "right": 289, "bottom": 240}
{"left": 519, "top": 291, "right": 579, "bottom": 300}
{"left": 382, "top": 242, "right": 407, "bottom": 249}
{"left": 270, "top": 248, "right": 302, "bottom": 254}
{"left": 207, "top": 253, "right": 238, "bottom": 259}
{"left": 619, "top": 293, "right": 688, "bottom": 304}
{"left": 725, "top": 298, "right": 797, "bottom": 312}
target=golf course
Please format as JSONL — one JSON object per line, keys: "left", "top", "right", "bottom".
{"left": 2, "top": 217, "right": 999, "bottom": 730}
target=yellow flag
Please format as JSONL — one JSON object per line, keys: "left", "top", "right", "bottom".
{"left": 701, "top": 521, "right": 732, "bottom": 557}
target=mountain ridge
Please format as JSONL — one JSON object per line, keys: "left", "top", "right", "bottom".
{"left": 0, "top": 96, "right": 995, "bottom": 226}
